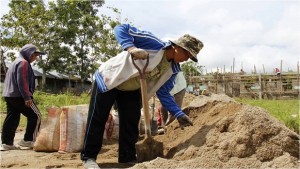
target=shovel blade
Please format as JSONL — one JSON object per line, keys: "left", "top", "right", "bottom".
{"left": 135, "top": 137, "right": 163, "bottom": 162}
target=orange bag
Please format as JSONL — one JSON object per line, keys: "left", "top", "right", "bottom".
{"left": 33, "top": 107, "right": 61, "bottom": 152}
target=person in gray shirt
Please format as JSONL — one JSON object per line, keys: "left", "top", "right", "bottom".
{"left": 1, "top": 44, "right": 45, "bottom": 151}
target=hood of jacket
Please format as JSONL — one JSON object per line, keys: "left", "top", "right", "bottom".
{"left": 19, "top": 44, "right": 38, "bottom": 61}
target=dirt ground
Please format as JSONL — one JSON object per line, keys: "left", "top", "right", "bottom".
{"left": 1, "top": 93, "right": 299, "bottom": 168}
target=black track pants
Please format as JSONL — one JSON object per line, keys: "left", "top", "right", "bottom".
{"left": 81, "top": 84, "right": 141, "bottom": 161}
{"left": 1, "top": 97, "right": 41, "bottom": 145}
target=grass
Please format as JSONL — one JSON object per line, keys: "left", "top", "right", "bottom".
{"left": 235, "top": 98, "right": 299, "bottom": 134}
{"left": 1, "top": 92, "right": 299, "bottom": 134}
{"left": 0, "top": 91, "right": 90, "bottom": 128}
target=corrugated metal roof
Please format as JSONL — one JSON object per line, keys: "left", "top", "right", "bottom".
{"left": 32, "top": 66, "right": 80, "bottom": 80}
{"left": 32, "top": 66, "right": 57, "bottom": 78}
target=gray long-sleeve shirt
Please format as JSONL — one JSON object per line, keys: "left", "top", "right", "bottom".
{"left": 2, "top": 44, "right": 37, "bottom": 100}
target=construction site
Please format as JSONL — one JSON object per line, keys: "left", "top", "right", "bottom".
{"left": 187, "top": 69, "right": 299, "bottom": 99}
{"left": 1, "top": 94, "right": 299, "bottom": 168}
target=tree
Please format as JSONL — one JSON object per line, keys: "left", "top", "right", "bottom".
{"left": 0, "top": 0, "right": 122, "bottom": 91}
{"left": 46, "top": 0, "right": 122, "bottom": 86}
{"left": 1, "top": 0, "right": 48, "bottom": 47}
{"left": 0, "top": 0, "right": 51, "bottom": 88}
{"left": 181, "top": 61, "right": 204, "bottom": 78}
{"left": 181, "top": 61, "right": 204, "bottom": 85}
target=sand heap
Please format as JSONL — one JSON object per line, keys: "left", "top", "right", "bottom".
{"left": 132, "top": 94, "right": 299, "bottom": 168}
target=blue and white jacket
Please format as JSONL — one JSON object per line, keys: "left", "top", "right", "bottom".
{"left": 95, "top": 24, "right": 185, "bottom": 119}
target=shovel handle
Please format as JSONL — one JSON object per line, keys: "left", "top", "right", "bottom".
{"left": 131, "top": 56, "right": 152, "bottom": 138}
{"left": 131, "top": 56, "right": 149, "bottom": 79}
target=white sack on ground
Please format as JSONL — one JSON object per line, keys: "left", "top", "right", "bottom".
{"left": 58, "top": 104, "right": 88, "bottom": 153}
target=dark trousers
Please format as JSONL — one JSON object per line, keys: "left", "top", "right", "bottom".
{"left": 1, "top": 97, "right": 41, "bottom": 145}
{"left": 81, "top": 84, "right": 141, "bottom": 162}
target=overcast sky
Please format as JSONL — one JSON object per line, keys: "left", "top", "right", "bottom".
{"left": 1, "top": 0, "right": 299, "bottom": 74}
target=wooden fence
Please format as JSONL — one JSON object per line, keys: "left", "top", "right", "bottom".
{"left": 188, "top": 72, "right": 300, "bottom": 99}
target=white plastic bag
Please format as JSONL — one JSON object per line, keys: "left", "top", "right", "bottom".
{"left": 58, "top": 104, "right": 88, "bottom": 153}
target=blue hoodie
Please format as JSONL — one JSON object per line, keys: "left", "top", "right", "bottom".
{"left": 2, "top": 44, "right": 37, "bottom": 100}
{"left": 113, "top": 24, "right": 185, "bottom": 119}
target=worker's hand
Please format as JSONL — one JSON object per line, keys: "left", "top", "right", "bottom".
{"left": 24, "top": 99, "right": 33, "bottom": 108}
{"left": 165, "top": 115, "right": 175, "bottom": 126}
{"left": 129, "top": 48, "right": 149, "bottom": 60}
{"left": 177, "top": 115, "right": 193, "bottom": 128}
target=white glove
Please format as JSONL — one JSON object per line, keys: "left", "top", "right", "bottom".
{"left": 129, "top": 48, "right": 149, "bottom": 60}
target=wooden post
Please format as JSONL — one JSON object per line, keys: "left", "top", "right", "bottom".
{"left": 241, "top": 62, "right": 243, "bottom": 70}
{"left": 297, "top": 61, "right": 300, "bottom": 95}
{"left": 216, "top": 67, "right": 219, "bottom": 94}
{"left": 280, "top": 60, "right": 283, "bottom": 96}
{"left": 263, "top": 64, "right": 265, "bottom": 74}
{"left": 259, "top": 74, "right": 262, "bottom": 100}
{"left": 280, "top": 60, "right": 283, "bottom": 74}
{"left": 222, "top": 74, "right": 225, "bottom": 93}
{"left": 189, "top": 66, "right": 192, "bottom": 86}
{"left": 233, "top": 57, "right": 235, "bottom": 73}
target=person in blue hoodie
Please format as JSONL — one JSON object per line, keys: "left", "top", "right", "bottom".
{"left": 0, "top": 44, "right": 45, "bottom": 151}
{"left": 81, "top": 24, "right": 203, "bottom": 169}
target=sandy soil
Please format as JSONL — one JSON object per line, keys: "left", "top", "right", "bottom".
{"left": 1, "top": 93, "right": 299, "bottom": 168}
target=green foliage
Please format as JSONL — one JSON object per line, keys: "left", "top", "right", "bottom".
{"left": 235, "top": 98, "right": 299, "bottom": 134}
{"left": 0, "top": 91, "right": 90, "bottom": 128}
{"left": 33, "top": 91, "right": 90, "bottom": 116}
{"left": 0, "top": 0, "right": 122, "bottom": 90}
{"left": 1, "top": 0, "right": 47, "bottom": 48}
{"left": 48, "top": 0, "right": 115, "bottom": 81}
{"left": 181, "top": 61, "right": 204, "bottom": 79}
{"left": 0, "top": 97, "right": 5, "bottom": 111}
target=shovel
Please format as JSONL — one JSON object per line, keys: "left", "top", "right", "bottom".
{"left": 150, "top": 96, "right": 158, "bottom": 135}
{"left": 132, "top": 56, "right": 163, "bottom": 162}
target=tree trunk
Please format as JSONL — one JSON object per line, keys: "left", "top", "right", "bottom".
{"left": 42, "top": 69, "right": 46, "bottom": 91}
{"left": 0, "top": 48, "right": 7, "bottom": 75}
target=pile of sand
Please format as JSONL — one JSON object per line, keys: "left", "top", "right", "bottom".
{"left": 132, "top": 94, "right": 299, "bottom": 168}
{"left": 1, "top": 93, "right": 298, "bottom": 168}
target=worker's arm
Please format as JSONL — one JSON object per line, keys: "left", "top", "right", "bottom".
{"left": 16, "top": 60, "right": 32, "bottom": 101}
{"left": 156, "top": 74, "right": 192, "bottom": 127}
{"left": 114, "top": 24, "right": 166, "bottom": 51}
